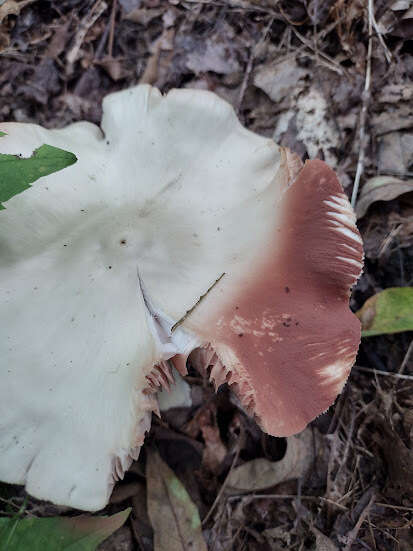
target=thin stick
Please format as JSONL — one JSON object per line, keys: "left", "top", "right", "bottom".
{"left": 398, "top": 338, "right": 413, "bottom": 375}
{"left": 343, "top": 494, "right": 375, "bottom": 551}
{"left": 375, "top": 502, "right": 413, "bottom": 512}
{"left": 228, "top": 494, "right": 348, "bottom": 511}
{"left": 369, "top": 2, "right": 392, "bottom": 63}
{"left": 237, "top": 17, "right": 274, "bottom": 112}
{"left": 171, "top": 273, "right": 225, "bottom": 332}
{"left": 108, "top": 0, "right": 117, "bottom": 58}
{"left": 354, "top": 365, "right": 413, "bottom": 381}
{"left": 202, "top": 445, "right": 241, "bottom": 525}
{"left": 66, "top": 0, "right": 108, "bottom": 68}
{"left": 351, "top": 0, "right": 373, "bottom": 207}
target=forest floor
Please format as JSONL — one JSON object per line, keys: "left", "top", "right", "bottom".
{"left": 0, "top": 1, "right": 412, "bottom": 550}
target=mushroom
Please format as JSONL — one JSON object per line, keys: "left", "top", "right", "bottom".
{"left": 0, "top": 85, "right": 363, "bottom": 511}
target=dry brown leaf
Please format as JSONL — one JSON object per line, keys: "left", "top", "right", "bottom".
{"left": 96, "top": 56, "right": 127, "bottom": 81}
{"left": 311, "top": 527, "right": 339, "bottom": 551}
{"left": 381, "top": 424, "right": 413, "bottom": 497}
{"left": 146, "top": 449, "right": 207, "bottom": 551}
{"left": 185, "top": 39, "right": 239, "bottom": 76}
{"left": 46, "top": 19, "right": 72, "bottom": 59}
{"left": 254, "top": 58, "right": 308, "bottom": 103}
{"left": 197, "top": 403, "right": 227, "bottom": 471}
{"left": 372, "top": 104, "right": 413, "bottom": 135}
{"left": 124, "top": 7, "right": 164, "bottom": 25}
{"left": 356, "top": 175, "right": 413, "bottom": 218}
{"left": 226, "top": 428, "right": 313, "bottom": 493}
{"left": 378, "top": 83, "right": 413, "bottom": 103}
{"left": 0, "top": 0, "right": 33, "bottom": 23}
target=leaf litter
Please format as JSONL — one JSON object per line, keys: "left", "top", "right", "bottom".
{"left": 0, "top": 0, "right": 413, "bottom": 549}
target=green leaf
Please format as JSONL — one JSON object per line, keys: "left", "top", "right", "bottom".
{"left": 0, "top": 132, "right": 7, "bottom": 137}
{"left": 0, "top": 509, "right": 130, "bottom": 551}
{"left": 146, "top": 449, "right": 207, "bottom": 551}
{"left": 0, "top": 144, "right": 77, "bottom": 210}
{"left": 356, "top": 287, "right": 413, "bottom": 337}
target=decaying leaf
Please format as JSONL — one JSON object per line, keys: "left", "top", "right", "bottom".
{"left": 254, "top": 58, "right": 308, "bottom": 103}
{"left": 197, "top": 402, "right": 227, "bottom": 471}
{"left": 378, "top": 132, "right": 413, "bottom": 176}
{"left": 356, "top": 287, "right": 413, "bottom": 336}
{"left": 296, "top": 88, "right": 339, "bottom": 167}
{"left": 185, "top": 36, "right": 240, "bottom": 76}
{"left": 0, "top": 509, "right": 130, "bottom": 551}
{"left": 146, "top": 449, "right": 207, "bottom": 551}
{"left": 226, "top": 428, "right": 313, "bottom": 493}
{"left": 379, "top": 421, "right": 413, "bottom": 498}
{"left": 0, "top": 0, "right": 37, "bottom": 24}
{"left": 124, "top": 7, "right": 164, "bottom": 25}
{"left": 311, "top": 527, "right": 339, "bottom": 551}
{"left": 356, "top": 175, "right": 413, "bottom": 218}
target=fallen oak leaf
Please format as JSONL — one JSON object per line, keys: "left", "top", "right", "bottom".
{"left": 146, "top": 449, "right": 207, "bottom": 551}
{"left": 356, "top": 175, "right": 413, "bottom": 218}
{"left": 356, "top": 287, "right": 413, "bottom": 337}
{"left": 226, "top": 428, "right": 313, "bottom": 493}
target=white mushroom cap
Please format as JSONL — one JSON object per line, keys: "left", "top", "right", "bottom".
{"left": 0, "top": 85, "right": 363, "bottom": 511}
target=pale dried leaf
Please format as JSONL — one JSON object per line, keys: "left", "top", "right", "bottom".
{"left": 254, "top": 58, "right": 308, "bottom": 103}
{"left": 392, "top": 1, "right": 413, "bottom": 10}
{"left": 372, "top": 104, "right": 413, "bottom": 135}
{"left": 378, "top": 84, "right": 413, "bottom": 103}
{"left": 356, "top": 175, "right": 413, "bottom": 218}
{"left": 146, "top": 450, "right": 207, "bottom": 551}
{"left": 185, "top": 34, "right": 240, "bottom": 75}
{"left": 198, "top": 403, "right": 227, "bottom": 471}
{"left": 226, "top": 428, "right": 313, "bottom": 493}
{"left": 296, "top": 88, "right": 339, "bottom": 167}
{"left": 311, "top": 527, "right": 339, "bottom": 551}
{"left": 378, "top": 131, "right": 413, "bottom": 175}
{"left": 124, "top": 8, "right": 164, "bottom": 25}
{"left": 0, "top": 0, "right": 37, "bottom": 23}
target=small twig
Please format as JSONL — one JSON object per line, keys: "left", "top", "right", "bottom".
{"left": 292, "top": 27, "right": 346, "bottom": 75}
{"left": 228, "top": 494, "right": 348, "bottom": 511}
{"left": 351, "top": 0, "right": 373, "bottom": 207}
{"left": 369, "top": 1, "right": 392, "bottom": 63}
{"left": 398, "top": 338, "right": 413, "bottom": 375}
{"left": 378, "top": 224, "right": 402, "bottom": 258}
{"left": 95, "top": 19, "right": 111, "bottom": 59}
{"left": 343, "top": 493, "right": 375, "bottom": 551}
{"left": 237, "top": 17, "right": 274, "bottom": 112}
{"left": 375, "top": 502, "right": 413, "bottom": 512}
{"left": 354, "top": 365, "right": 413, "bottom": 381}
{"left": 107, "top": 0, "right": 117, "bottom": 58}
{"left": 203, "top": 444, "right": 241, "bottom": 525}
{"left": 66, "top": 0, "right": 108, "bottom": 68}
{"left": 171, "top": 273, "right": 225, "bottom": 332}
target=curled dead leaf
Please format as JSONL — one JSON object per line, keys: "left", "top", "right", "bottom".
{"left": 356, "top": 176, "right": 413, "bottom": 218}
{"left": 311, "top": 527, "right": 339, "bottom": 551}
{"left": 226, "top": 428, "right": 313, "bottom": 493}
